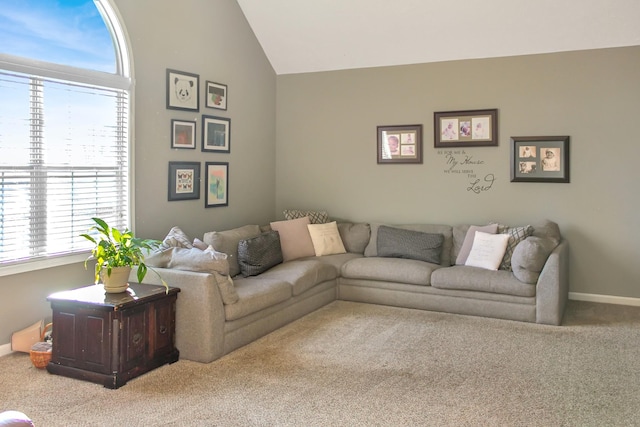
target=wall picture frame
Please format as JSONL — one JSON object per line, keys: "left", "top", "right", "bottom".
{"left": 166, "top": 69, "right": 199, "bottom": 111}
{"left": 168, "top": 161, "right": 201, "bottom": 201}
{"left": 205, "top": 81, "right": 228, "bottom": 110}
{"left": 205, "top": 162, "right": 229, "bottom": 208}
{"left": 434, "top": 108, "right": 498, "bottom": 148}
{"left": 202, "top": 115, "right": 230, "bottom": 153}
{"left": 510, "top": 136, "right": 570, "bottom": 183}
{"left": 377, "top": 124, "right": 423, "bottom": 164}
{"left": 171, "top": 119, "right": 196, "bottom": 149}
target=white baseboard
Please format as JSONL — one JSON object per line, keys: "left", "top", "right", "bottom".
{"left": 0, "top": 343, "right": 13, "bottom": 357}
{"left": 569, "top": 292, "right": 640, "bottom": 307}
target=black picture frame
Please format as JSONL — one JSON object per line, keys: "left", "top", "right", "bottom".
{"left": 202, "top": 115, "right": 231, "bottom": 153}
{"left": 170, "top": 119, "right": 196, "bottom": 149}
{"left": 204, "top": 162, "right": 229, "bottom": 208}
{"left": 434, "top": 108, "right": 498, "bottom": 148}
{"left": 166, "top": 69, "right": 199, "bottom": 111}
{"left": 205, "top": 81, "right": 228, "bottom": 110}
{"left": 377, "top": 124, "right": 423, "bottom": 164}
{"left": 510, "top": 136, "right": 570, "bottom": 183}
{"left": 168, "top": 161, "right": 201, "bottom": 201}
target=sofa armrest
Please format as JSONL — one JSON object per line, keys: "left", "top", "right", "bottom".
{"left": 535, "top": 240, "right": 569, "bottom": 325}
{"left": 130, "top": 267, "right": 226, "bottom": 363}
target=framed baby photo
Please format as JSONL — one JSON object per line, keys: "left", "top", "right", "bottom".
{"left": 510, "top": 136, "right": 570, "bottom": 183}
{"left": 168, "top": 161, "right": 201, "bottom": 201}
{"left": 205, "top": 81, "right": 228, "bottom": 110}
{"left": 202, "top": 115, "right": 231, "bottom": 153}
{"left": 377, "top": 124, "right": 423, "bottom": 164}
{"left": 171, "top": 119, "right": 196, "bottom": 149}
{"left": 205, "top": 162, "right": 229, "bottom": 208}
{"left": 166, "top": 69, "right": 199, "bottom": 111}
{"left": 434, "top": 108, "right": 498, "bottom": 148}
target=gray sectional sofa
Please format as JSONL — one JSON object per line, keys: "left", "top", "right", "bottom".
{"left": 133, "top": 219, "right": 568, "bottom": 363}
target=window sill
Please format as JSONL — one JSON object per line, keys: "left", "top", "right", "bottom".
{"left": 0, "top": 253, "right": 89, "bottom": 277}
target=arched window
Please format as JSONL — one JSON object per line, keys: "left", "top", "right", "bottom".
{"left": 0, "top": 0, "right": 132, "bottom": 273}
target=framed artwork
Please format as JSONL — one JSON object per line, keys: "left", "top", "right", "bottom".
{"left": 377, "top": 124, "right": 423, "bottom": 164}
{"left": 510, "top": 136, "right": 570, "bottom": 183}
{"left": 434, "top": 108, "right": 498, "bottom": 148}
{"left": 171, "top": 119, "right": 196, "bottom": 149}
{"left": 202, "top": 115, "right": 230, "bottom": 153}
{"left": 205, "top": 81, "right": 228, "bottom": 110}
{"left": 166, "top": 69, "right": 199, "bottom": 111}
{"left": 205, "top": 162, "right": 229, "bottom": 208}
{"left": 168, "top": 161, "right": 200, "bottom": 201}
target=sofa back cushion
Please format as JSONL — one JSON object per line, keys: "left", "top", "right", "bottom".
{"left": 364, "top": 223, "right": 453, "bottom": 266}
{"left": 203, "top": 224, "right": 262, "bottom": 277}
{"left": 337, "top": 222, "right": 370, "bottom": 254}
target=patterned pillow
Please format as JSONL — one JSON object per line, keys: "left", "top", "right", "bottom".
{"left": 497, "top": 224, "right": 535, "bottom": 271}
{"left": 283, "top": 209, "right": 329, "bottom": 224}
{"left": 376, "top": 225, "right": 444, "bottom": 264}
{"left": 160, "top": 226, "right": 193, "bottom": 250}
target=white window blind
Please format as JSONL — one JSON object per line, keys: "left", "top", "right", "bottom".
{"left": 0, "top": 69, "right": 129, "bottom": 265}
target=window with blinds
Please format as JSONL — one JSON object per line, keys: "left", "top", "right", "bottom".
{"left": 0, "top": 0, "right": 131, "bottom": 270}
{"left": 0, "top": 70, "right": 129, "bottom": 265}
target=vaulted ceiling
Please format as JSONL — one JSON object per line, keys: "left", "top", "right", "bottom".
{"left": 236, "top": 0, "right": 640, "bottom": 75}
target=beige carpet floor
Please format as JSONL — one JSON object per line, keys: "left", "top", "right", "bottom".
{"left": 1, "top": 300, "right": 640, "bottom": 426}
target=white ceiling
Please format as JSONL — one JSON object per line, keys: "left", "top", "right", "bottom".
{"left": 236, "top": 0, "right": 640, "bottom": 75}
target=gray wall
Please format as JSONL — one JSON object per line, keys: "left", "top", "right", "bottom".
{"left": 276, "top": 46, "right": 640, "bottom": 299}
{"left": 0, "top": 0, "right": 276, "bottom": 346}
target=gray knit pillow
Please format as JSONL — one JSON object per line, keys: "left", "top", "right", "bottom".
{"left": 376, "top": 225, "right": 444, "bottom": 264}
{"left": 238, "top": 231, "right": 283, "bottom": 277}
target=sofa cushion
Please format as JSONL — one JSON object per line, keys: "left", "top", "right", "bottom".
{"left": 337, "top": 222, "right": 370, "bottom": 254}
{"left": 465, "top": 232, "right": 510, "bottom": 271}
{"left": 341, "top": 257, "right": 440, "bottom": 286}
{"left": 431, "top": 265, "right": 536, "bottom": 297}
{"left": 270, "top": 217, "right": 316, "bottom": 262}
{"left": 258, "top": 260, "right": 338, "bottom": 296}
{"left": 365, "top": 223, "right": 453, "bottom": 266}
{"left": 455, "top": 224, "right": 499, "bottom": 265}
{"left": 203, "top": 224, "right": 262, "bottom": 277}
{"left": 238, "top": 231, "right": 283, "bottom": 277}
{"left": 377, "top": 225, "right": 444, "bottom": 264}
{"left": 224, "top": 278, "right": 292, "bottom": 321}
{"left": 283, "top": 209, "right": 329, "bottom": 224}
{"left": 511, "top": 236, "right": 559, "bottom": 284}
{"left": 497, "top": 224, "right": 535, "bottom": 271}
{"left": 307, "top": 221, "right": 346, "bottom": 256}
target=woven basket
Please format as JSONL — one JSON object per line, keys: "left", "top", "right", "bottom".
{"left": 30, "top": 322, "right": 52, "bottom": 369}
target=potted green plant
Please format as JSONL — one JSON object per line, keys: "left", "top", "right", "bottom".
{"left": 81, "top": 217, "right": 167, "bottom": 293}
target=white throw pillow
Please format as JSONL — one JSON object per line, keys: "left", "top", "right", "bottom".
{"left": 465, "top": 231, "right": 510, "bottom": 271}
{"left": 307, "top": 221, "right": 346, "bottom": 256}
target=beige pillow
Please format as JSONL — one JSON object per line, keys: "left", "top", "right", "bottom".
{"left": 307, "top": 221, "right": 347, "bottom": 256}
{"left": 270, "top": 217, "right": 316, "bottom": 261}
{"left": 465, "top": 232, "right": 510, "bottom": 271}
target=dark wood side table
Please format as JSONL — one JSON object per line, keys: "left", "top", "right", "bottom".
{"left": 46, "top": 283, "right": 180, "bottom": 389}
